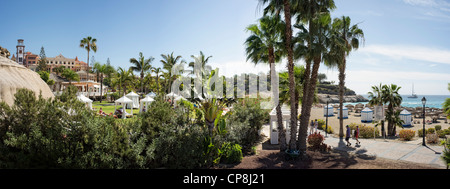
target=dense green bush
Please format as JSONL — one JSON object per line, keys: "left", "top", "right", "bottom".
{"left": 227, "top": 98, "right": 268, "bottom": 153}
{"left": 437, "top": 129, "right": 450, "bottom": 138}
{"left": 220, "top": 142, "right": 243, "bottom": 164}
{"left": 427, "top": 128, "right": 436, "bottom": 134}
{"left": 435, "top": 125, "right": 442, "bottom": 131}
{"left": 0, "top": 89, "right": 266, "bottom": 169}
{"left": 0, "top": 88, "right": 140, "bottom": 168}
{"left": 418, "top": 129, "right": 427, "bottom": 137}
{"left": 147, "top": 125, "right": 208, "bottom": 169}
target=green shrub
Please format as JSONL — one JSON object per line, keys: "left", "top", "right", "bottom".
{"left": 227, "top": 98, "right": 267, "bottom": 153}
{"left": 220, "top": 142, "right": 243, "bottom": 164}
{"left": 147, "top": 125, "right": 208, "bottom": 169}
{"left": 399, "top": 129, "right": 416, "bottom": 141}
{"left": 0, "top": 88, "right": 140, "bottom": 169}
{"left": 427, "top": 128, "right": 435, "bottom": 134}
{"left": 435, "top": 125, "right": 442, "bottom": 131}
{"left": 437, "top": 130, "right": 445, "bottom": 138}
{"left": 140, "top": 98, "right": 187, "bottom": 144}
{"left": 418, "top": 129, "right": 427, "bottom": 137}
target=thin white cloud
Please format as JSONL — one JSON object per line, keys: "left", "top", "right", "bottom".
{"left": 360, "top": 44, "right": 450, "bottom": 65}
{"left": 208, "top": 60, "right": 287, "bottom": 78}
{"left": 403, "top": 0, "right": 437, "bottom": 6}
{"left": 403, "top": 0, "right": 450, "bottom": 21}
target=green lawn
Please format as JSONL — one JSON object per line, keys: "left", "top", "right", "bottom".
{"left": 92, "top": 101, "right": 138, "bottom": 115}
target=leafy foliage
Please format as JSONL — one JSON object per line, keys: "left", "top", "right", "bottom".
{"left": 227, "top": 98, "right": 269, "bottom": 153}
{"left": 399, "top": 129, "right": 415, "bottom": 141}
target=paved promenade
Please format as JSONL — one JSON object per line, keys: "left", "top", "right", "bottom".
{"left": 321, "top": 133, "right": 447, "bottom": 168}
{"left": 261, "top": 125, "right": 447, "bottom": 168}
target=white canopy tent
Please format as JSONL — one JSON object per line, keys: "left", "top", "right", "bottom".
{"left": 139, "top": 96, "right": 154, "bottom": 113}
{"left": 400, "top": 109, "right": 412, "bottom": 127}
{"left": 77, "top": 94, "right": 93, "bottom": 110}
{"left": 115, "top": 96, "right": 133, "bottom": 119}
{"left": 166, "top": 92, "right": 179, "bottom": 98}
{"left": 323, "top": 105, "right": 334, "bottom": 117}
{"left": 361, "top": 107, "right": 373, "bottom": 123}
{"left": 146, "top": 92, "right": 157, "bottom": 98}
{"left": 125, "top": 91, "right": 140, "bottom": 109}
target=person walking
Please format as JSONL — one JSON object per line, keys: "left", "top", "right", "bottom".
{"left": 345, "top": 125, "right": 351, "bottom": 147}
{"left": 310, "top": 120, "right": 314, "bottom": 135}
{"left": 354, "top": 125, "right": 360, "bottom": 145}
{"left": 314, "top": 119, "right": 319, "bottom": 133}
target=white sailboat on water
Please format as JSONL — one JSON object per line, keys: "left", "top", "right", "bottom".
{"left": 408, "top": 83, "right": 418, "bottom": 98}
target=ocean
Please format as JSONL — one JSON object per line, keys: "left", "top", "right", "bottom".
{"left": 343, "top": 95, "right": 450, "bottom": 109}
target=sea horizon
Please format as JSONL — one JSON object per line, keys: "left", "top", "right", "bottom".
{"left": 345, "top": 94, "right": 450, "bottom": 109}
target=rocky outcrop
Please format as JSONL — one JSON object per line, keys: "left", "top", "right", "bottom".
{"left": 318, "top": 94, "right": 368, "bottom": 104}
{"left": 0, "top": 56, "right": 54, "bottom": 106}
{"left": 0, "top": 46, "right": 10, "bottom": 58}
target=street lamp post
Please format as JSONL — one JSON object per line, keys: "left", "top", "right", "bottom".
{"left": 422, "top": 97, "right": 426, "bottom": 146}
{"left": 325, "top": 100, "right": 329, "bottom": 137}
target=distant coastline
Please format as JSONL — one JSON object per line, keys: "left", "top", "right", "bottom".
{"left": 340, "top": 94, "right": 450, "bottom": 109}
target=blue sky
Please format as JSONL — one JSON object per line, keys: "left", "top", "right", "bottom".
{"left": 1, "top": 0, "right": 449, "bottom": 95}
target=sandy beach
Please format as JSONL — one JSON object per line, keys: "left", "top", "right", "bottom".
{"left": 308, "top": 105, "right": 450, "bottom": 139}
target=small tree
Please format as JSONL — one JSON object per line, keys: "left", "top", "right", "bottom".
{"left": 37, "top": 46, "right": 47, "bottom": 72}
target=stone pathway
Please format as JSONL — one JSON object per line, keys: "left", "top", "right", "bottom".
{"left": 321, "top": 132, "right": 447, "bottom": 168}
{"left": 261, "top": 125, "right": 448, "bottom": 168}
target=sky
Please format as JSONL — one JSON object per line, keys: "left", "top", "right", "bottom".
{"left": 1, "top": 0, "right": 449, "bottom": 95}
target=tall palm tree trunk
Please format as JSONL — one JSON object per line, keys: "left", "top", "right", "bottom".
{"left": 298, "top": 59, "right": 311, "bottom": 147}
{"left": 269, "top": 47, "right": 287, "bottom": 151}
{"left": 283, "top": 0, "right": 297, "bottom": 151}
{"left": 338, "top": 60, "right": 346, "bottom": 138}
{"left": 141, "top": 71, "right": 144, "bottom": 94}
{"left": 298, "top": 57, "right": 321, "bottom": 152}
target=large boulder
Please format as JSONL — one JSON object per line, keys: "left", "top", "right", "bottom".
{"left": 0, "top": 56, "right": 54, "bottom": 106}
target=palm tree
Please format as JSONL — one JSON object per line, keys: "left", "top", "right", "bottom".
{"left": 279, "top": 65, "right": 307, "bottom": 110}
{"left": 161, "top": 52, "right": 183, "bottom": 93}
{"left": 130, "top": 52, "right": 154, "bottom": 94}
{"left": 79, "top": 36, "right": 97, "bottom": 81}
{"left": 114, "top": 67, "right": 133, "bottom": 96}
{"left": 93, "top": 62, "right": 108, "bottom": 102}
{"left": 61, "top": 68, "right": 80, "bottom": 85}
{"left": 295, "top": 1, "right": 336, "bottom": 152}
{"left": 152, "top": 67, "right": 163, "bottom": 95}
{"left": 386, "top": 110, "right": 404, "bottom": 135}
{"left": 368, "top": 83, "right": 386, "bottom": 138}
{"left": 245, "top": 14, "right": 287, "bottom": 151}
{"left": 258, "top": 0, "right": 299, "bottom": 151}
{"left": 326, "top": 16, "right": 364, "bottom": 138}
{"left": 383, "top": 84, "right": 402, "bottom": 136}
